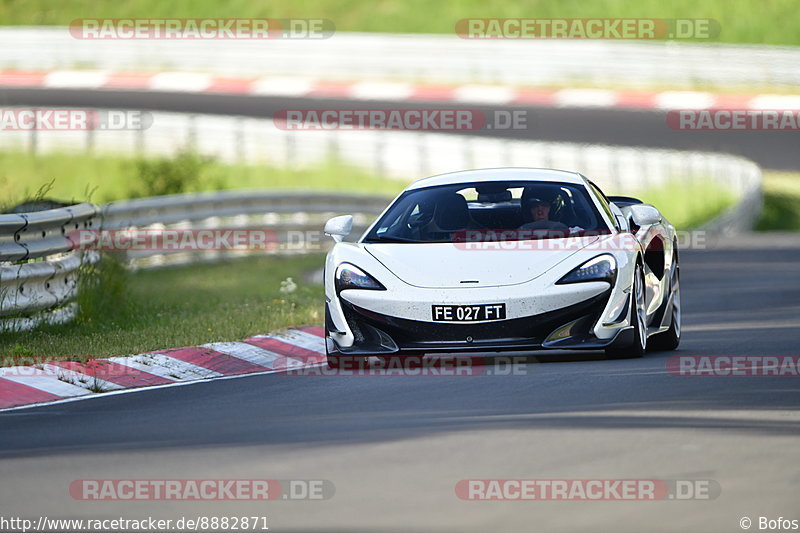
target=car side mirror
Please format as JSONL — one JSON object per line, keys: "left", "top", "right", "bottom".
{"left": 324, "top": 215, "right": 353, "bottom": 243}
{"left": 628, "top": 204, "right": 662, "bottom": 226}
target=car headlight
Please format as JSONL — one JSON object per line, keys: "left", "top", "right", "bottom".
{"left": 335, "top": 263, "right": 386, "bottom": 292}
{"left": 557, "top": 254, "right": 617, "bottom": 284}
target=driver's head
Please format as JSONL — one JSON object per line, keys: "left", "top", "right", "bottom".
{"left": 527, "top": 197, "right": 551, "bottom": 222}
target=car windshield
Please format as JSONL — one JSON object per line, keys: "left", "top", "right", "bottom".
{"left": 363, "top": 180, "right": 612, "bottom": 243}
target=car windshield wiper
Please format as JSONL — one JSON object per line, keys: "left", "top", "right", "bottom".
{"left": 364, "top": 234, "right": 423, "bottom": 243}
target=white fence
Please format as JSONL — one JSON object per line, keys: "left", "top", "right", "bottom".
{"left": 1, "top": 107, "right": 762, "bottom": 225}
{"left": 1, "top": 28, "right": 799, "bottom": 89}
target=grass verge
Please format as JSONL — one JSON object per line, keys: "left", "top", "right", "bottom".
{"left": 756, "top": 171, "right": 800, "bottom": 231}
{"left": 0, "top": 254, "right": 325, "bottom": 361}
{"left": 0, "top": 0, "right": 798, "bottom": 46}
{"left": 627, "top": 179, "right": 736, "bottom": 230}
{"left": 0, "top": 150, "right": 404, "bottom": 209}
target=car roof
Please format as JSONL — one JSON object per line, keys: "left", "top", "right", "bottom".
{"left": 405, "top": 167, "right": 586, "bottom": 191}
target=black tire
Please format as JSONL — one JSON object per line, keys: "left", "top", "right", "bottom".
{"left": 648, "top": 260, "right": 681, "bottom": 351}
{"left": 606, "top": 264, "right": 647, "bottom": 359}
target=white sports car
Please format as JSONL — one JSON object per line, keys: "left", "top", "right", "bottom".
{"left": 323, "top": 168, "right": 680, "bottom": 367}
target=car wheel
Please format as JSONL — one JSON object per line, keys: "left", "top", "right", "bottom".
{"left": 606, "top": 264, "right": 647, "bottom": 359}
{"left": 648, "top": 259, "right": 681, "bottom": 351}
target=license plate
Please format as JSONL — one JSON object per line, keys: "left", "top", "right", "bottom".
{"left": 431, "top": 303, "right": 506, "bottom": 322}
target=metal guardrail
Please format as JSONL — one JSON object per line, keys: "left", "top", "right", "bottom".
{"left": 0, "top": 167, "right": 762, "bottom": 331}
{"left": 98, "top": 156, "right": 761, "bottom": 271}
{"left": 101, "top": 192, "right": 390, "bottom": 269}
{"left": 1, "top": 28, "right": 799, "bottom": 89}
{"left": 102, "top": 191, "right": 390, "bottom": 229}
{"left": 0, "top": 194, "right": 387, "bottom": 331}
{"left": 698, "top": 175, "right": 763, "bottom": 236}
{"left": 0, "top": 203, "right": 98, "bottom": 331}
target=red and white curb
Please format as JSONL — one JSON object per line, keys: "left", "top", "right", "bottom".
{"left": 2, "top": 69, "right": 799, "bottom": 111}
{"left": 0, "top": 326, "right": 326, "bottom": 411}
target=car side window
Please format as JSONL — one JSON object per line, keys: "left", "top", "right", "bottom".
{"left": 587, "top": 181, "right": 620, "bottom": 231}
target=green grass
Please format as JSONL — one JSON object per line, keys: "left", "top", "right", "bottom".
{"left": 624, "top": 179, "right": 736, "bottom": 230}
{"left": 0, "top": 150, "right": 404, "bottom": 208}
{"left": 756, "top": 171, "right": 800, "bottom": 231}
{"left": 1, "top": 0, "right": 799, "bottom": 46}
{"left": 0, "top": 254, "right": 325, "bottom": 361}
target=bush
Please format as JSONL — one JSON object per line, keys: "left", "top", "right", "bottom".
{"left": 129, "top": 151, "right": 211, "bottom": 198}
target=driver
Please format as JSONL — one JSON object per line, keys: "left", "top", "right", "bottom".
{"left": 518, "top": 197, "right": 569, "bottom": 232}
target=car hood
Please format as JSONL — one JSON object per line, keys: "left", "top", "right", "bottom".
{"left": 364, "top": 235, "right": 602, "bottom": 288}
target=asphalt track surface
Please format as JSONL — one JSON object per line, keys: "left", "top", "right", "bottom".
{"left": 1, "top": 89, "right": 799, "bottom": 532}
{"left": 1, "top": 88, "right": 800, "bottom": 170}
